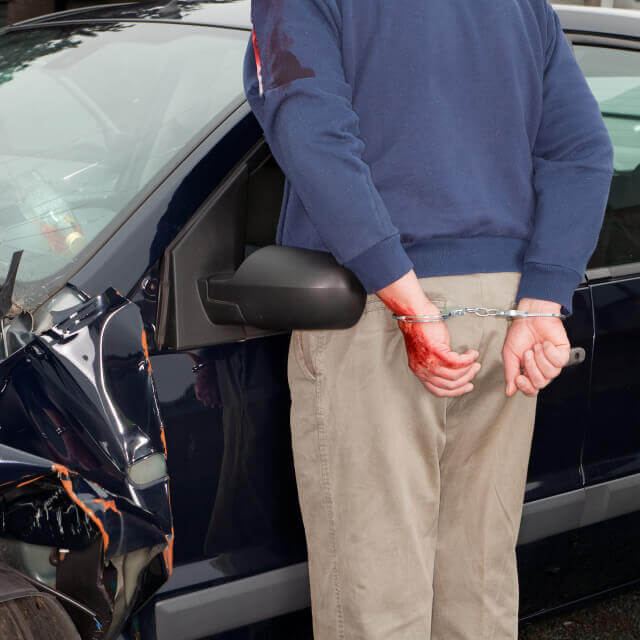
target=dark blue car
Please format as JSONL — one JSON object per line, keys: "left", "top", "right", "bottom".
{"left": 0, "top": 2, "right": 639, "bottom": 638}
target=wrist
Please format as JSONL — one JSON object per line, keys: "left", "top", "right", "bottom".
{"left": 376, "top": 270, "right": 437, "bottom": 316}
{"left": 516, "top": 297, "right": 562, "bottom": 314}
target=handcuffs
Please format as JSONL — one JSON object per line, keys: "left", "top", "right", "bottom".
{"left": 393, "top": 307, "right": 566, "bottom": 323}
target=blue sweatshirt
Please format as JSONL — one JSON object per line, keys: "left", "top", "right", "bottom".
{"left": 244, "top": 0, "right": 614, "bottom": 314}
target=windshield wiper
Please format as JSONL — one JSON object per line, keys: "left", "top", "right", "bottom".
{"left": 0, "top": 250, "right": 23, "bottom": 319}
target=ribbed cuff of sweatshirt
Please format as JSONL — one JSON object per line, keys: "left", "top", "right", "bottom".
{"left": 343, "top": 234, "right": 414, "bottom": 293}
{"left": 515, "top": 262, "right": 583, "bottom": 317}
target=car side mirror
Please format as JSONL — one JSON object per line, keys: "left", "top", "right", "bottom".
{"left": 198, "top": 245, "right": 367, "bottom": 330}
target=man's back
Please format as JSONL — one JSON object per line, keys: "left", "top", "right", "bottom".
{"left": 335, "top": 0, "right": 547, "bottom": 252}
{"left": 246, "top": 0, "right": 612, "bottom": 314}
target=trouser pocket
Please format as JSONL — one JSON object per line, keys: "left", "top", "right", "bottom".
{"left": 292, "top": 330, "right": 320, "bottom": 381}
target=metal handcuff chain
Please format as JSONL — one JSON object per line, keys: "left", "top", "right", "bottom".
{"left": 393, "top": 307, "right": 566, "bottom": 323}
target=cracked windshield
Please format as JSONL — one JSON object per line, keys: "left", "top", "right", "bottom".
{"left": 0, "top": 21, "right": 247, "bottom": 309}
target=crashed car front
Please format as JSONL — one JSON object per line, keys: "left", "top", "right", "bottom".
{"left": 0, "top": 284, "right": 173, "bottom": 639}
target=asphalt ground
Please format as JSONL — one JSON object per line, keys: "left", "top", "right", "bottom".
{"left": 519, "top": 585, "right": 640, "bottom": 640}
{"left": 213, "top": 585, "right": 640, "bottom": 639}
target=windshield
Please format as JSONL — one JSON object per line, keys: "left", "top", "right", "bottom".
{"left": 0, "top": 22, "right": 248, "bottom": 310}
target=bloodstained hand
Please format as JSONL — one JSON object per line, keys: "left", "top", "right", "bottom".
{"left": 378, "top": 285, "right": 480, "bottom": 397}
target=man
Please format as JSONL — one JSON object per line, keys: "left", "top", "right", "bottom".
{"left": 244, "top": 1, "right": 613, "bottom": 638}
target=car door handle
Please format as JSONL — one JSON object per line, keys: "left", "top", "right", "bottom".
{"left": 564, "top": 346, "right": 586, "bottom": 368}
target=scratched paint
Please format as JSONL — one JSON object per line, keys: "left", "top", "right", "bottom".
{"left": 52, "top": 463, "right": 112, "bottom": 552}
{"left": 141, "top": 327, "right": 152, "bottom": 373}
{"left": 16, "top": 474, "right": 46, "bottom": 488}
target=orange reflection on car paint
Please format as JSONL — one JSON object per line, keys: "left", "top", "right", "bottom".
{"left": 16, "top": 474, "right": 46, "bottom": 487}
{"left": 51, "top": 463, "right": 110, "bottom": 553}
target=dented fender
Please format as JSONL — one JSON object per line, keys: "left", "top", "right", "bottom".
{"left": 0, "top": 289, "right": 173, "bottom": 637}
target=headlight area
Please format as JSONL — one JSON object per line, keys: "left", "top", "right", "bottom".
{"left": 0, "top": 471, "right": 169, "bottom": 640}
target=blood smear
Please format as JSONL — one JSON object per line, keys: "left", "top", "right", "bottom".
{"left": 252, "top": 27, "right": 264, "bottom": 96}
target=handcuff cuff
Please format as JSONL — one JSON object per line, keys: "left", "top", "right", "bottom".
{"left": 393, "top": 307, "right": 566, "bottom": 323}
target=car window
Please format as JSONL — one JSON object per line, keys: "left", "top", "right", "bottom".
{"left": 573, "top": 46, "right": 640, "bottom": 272}
{"left": 0, "top": 22, "right": 248, "bottom": 310}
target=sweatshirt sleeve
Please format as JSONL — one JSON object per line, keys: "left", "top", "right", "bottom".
{"left": 516, "top": 2, "right": 614, "bottom": 315}
{"left": 244, "top": 0, "right": 413, "bottom": 293}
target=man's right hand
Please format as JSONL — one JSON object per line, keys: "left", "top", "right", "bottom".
{"left": 377, "top": 270, "right": 480, "bottom": 397}
{"left": 502, "top": 297, "right": 571, "bottom": 397}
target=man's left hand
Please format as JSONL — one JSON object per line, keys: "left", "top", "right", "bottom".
{"left": 502, "top": 298, "right": 571, "bottom": 397}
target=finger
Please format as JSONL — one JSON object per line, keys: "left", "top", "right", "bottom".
{"left": 503, "top": 349, "right": 520, "bottom": 397}
{"left": 423, "top": 379, "right": 474, "bottom": 397}
{"left": 516, "top": 374, "right": 538, "bottom": 397}
{"left": 543, "top": 341, "right": 571, "bottom": 368}
{"left": 434, "top": 344, "right": 479, "bottom": 369}
{"left": 533, "top": 343, "right": 561, "bottom": 379}
{"left": 424, "top": 362, "right": 482, "bottom": 390}
{"left": 430, "top": 360, "right": 477, "bottom": 381}
{"left": 523, "top": 349, "right": 549, "bottom": 390}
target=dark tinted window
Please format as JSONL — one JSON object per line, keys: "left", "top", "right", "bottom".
{"left": 574, "top": 46, "right": 640, "bottom": 271}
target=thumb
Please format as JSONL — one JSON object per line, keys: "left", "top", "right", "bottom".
{"left": 503, "top": 349, "right": 520, "bottom": 396}
{"left": 434, "top": 343, "right": 479, "bottom": 368}
{"left": 543, "top": 341, "right": 571, "bottom": 368}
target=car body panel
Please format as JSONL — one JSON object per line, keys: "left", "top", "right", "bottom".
{"left": 585, "top": 280, "right": 640, "bottom": 485}
{"left": 524, "top": 287, "right": 593, "bottom": 502}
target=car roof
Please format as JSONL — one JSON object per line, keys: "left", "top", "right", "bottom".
{"left": 14, "top": 0, "right": 253, "bottom": 30}
{"left": 12, "top": 1, "right": 640, "bottom": 38}
{"left": 554, "top": 4, "right": 640, "bottom": 40}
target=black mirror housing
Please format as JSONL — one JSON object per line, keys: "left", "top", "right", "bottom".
{"left": 198, "top": 246, "right": 367, "bottom": 330}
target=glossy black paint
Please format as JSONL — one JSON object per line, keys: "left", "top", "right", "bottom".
{"left": 583, "top": 275, "right": 640, "bottom": 485}
{"left": 149, "top": 334, "right": 306, "bottom": 569}
{"left": 524, "top": 287, "right": 594, "bottom": 501}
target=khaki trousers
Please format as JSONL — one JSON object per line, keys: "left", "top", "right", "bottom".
{"left": 288, "top": 272, "right": 538, "bottom": 640}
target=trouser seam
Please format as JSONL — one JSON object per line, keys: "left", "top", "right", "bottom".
{"left": 314, "top": 332, "right": 346, "bottom": 640}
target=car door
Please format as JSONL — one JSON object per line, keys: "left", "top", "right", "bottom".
{"left": 574, "top": 43, "right": 640, "bottom": 503}
{"left": 516, "top": 282, "right": 594, "bottom": 544}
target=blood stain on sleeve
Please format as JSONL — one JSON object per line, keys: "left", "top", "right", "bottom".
{"left": 272, "top": 46, "right": 316, "bottom": 87}
{"left": 254, "top": 0, "right": 316, "bottom": 91}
